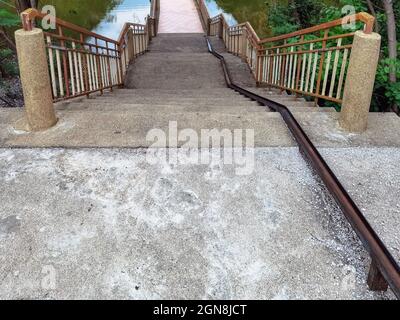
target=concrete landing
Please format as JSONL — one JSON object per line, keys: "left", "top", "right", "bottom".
{"left": 0, "top": 148, "right": 398, "bottom": 300}
{"left": 1, "top": 109, "right": 400, "bottom": 149}
{"left": 158, "top": 0, "right": 204, "bottom": 33}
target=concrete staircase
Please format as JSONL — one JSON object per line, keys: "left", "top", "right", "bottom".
{"left": 2, "top": 33, "right": 396, "bottom": 150}
{"left": 1, "top": 28, "right": 400, "bottom": 301}
{"left": 56, "top": 34, "right": 333, "bottom": 123}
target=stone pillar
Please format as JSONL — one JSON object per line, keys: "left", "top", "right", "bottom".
{"left": 339, "top": 31, "right": 381, "bottom": 133}
{"left": 127, "top": 28, "right": 135, "bottom": 61}
{"left": 15, "top": 28, "right": 57, "bottom": 131}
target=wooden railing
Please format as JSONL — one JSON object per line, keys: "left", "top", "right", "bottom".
{"left": 197, "top": 0, "right": 375, "bottom": 105}
{"left": 20, "top": 1, "right": 160, "bottom": 102}
{"left": 150, "top": 0, "right": 161, "bottom": 37}
{"left": 119, "top": 22, "right": 152, "bottom": 78}
{"left": 197, "top": 0, "right": 210, "bottom": 34}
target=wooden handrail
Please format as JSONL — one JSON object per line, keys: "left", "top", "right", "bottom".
{"left": 21, "top": 5, "right": 161, "bottom": 47}
{"left": 119, "top": 0, "right": 160, "bottom": 44}
{"left": 258, "top": 13, "right": 375, "bottom": 45}
{"left": 19, "top": 2, "right": 160, "bottom": 103}
{"left": 207, "top": 9, "right": 374, "bottom": 47}
{"left": 199, "top": 0, "right": 377, "bottom": 106}
{"left": 118, "top": 22, "right": 146, "bottom": 44}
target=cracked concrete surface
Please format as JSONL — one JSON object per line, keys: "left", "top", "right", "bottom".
{"left": 0, "top": 148, "right": 398, "bottom": 300}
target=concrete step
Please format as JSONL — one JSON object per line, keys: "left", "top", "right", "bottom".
{"left": 133, "top": 52, "right": 216, "bottom": 61}
{"left": 103, "top": 90, "right": 242, "bottom": 99}
{"left": 2, "top": 109, "right": 400, "bottom": 149}
{"left": 150, "top": 33, "right": 207, "bottom": 53}
{"left": 242, "top": 87, "right": 288, "bottom": 95}
{"left": 57, "top": 98, "right": 262, "bottom": 110}
{"left": 288, "top": 107, "right": 336, "bottom": 113}
{"left": 57, "top": 99, "right": 332, "bottom": 113}
{"left": 97, "top": 95, "right": 254, "bottom": 103}
{"left": 3, "top": 110, "right": 289, "bottom": 148}
{"left": 56, "top": 103, "right": 268, "bottom": 114}
{"left": 110, "top": 88, "right": 241, "bottom": 97}
{"left": 221, "top": 53, "right": 257, "bottom": 87}
{"left": 208, "top": 36, "right": 227, "bottom": 52}
{"left": 265, "top": 100, "right": 315, "bottom": 108}
{"left": 125, "top": 53, "right": 226, "bottom": 89}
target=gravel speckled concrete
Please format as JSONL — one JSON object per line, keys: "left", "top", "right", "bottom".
{"left": 0, "top": 148, "right": 397, "bottom": 300}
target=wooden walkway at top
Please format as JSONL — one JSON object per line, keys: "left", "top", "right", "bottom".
{"left": 158, "top": 0, "right": 204, "bottom": 33}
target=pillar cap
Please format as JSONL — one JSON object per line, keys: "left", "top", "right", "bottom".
{"left": 15, "top": 27, "right": 43, "bottom": 37}
{"left": 355, "top": 30, "right": 381, "bottom": 41}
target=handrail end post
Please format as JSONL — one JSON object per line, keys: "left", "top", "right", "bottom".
{"left": 15, "top": 28, "right": 57, "bottom": 132}
{"left": 127, "top": 28, "right": 135, "bottom": 62}
{"left": 339, "top": 30, "right": 381, "bottom": 133}
{"left": 207, "top": 18, "right": 211, "bottom": 36}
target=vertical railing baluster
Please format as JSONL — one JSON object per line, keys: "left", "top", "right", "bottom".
{"left": 59, "top": 26, "right": 70, "bottom": 98}
{"left": 305, "top": 43, "right": 314, "bottom": 93}
{"left": 310, "top": 50, "right": 319, "bottom": 93}
{"left": 315, "top": 29, "right": 329, "bottom": 106}
{"left": 336, "top": 48, "right": 349, "bottom": 99}
{"left": 295, "top": 35, "right": 304, "bottom": 94}
{"left": 72, "top": 42, "right": 80, "bottom": 94}
{"left": 106, "top": 42, "right": 112, "bottom": 91}
{"left": 68, "top": 47, "right": 75, "bottom": 96}
{"left": 46, "top": 36, "right": 57, "bottom": 98}
{"left": 55, "top": 43, "right": 64, "bottom": 97}
{"left": 329, "top": 38, "right": 342, "bottom": 97}
{"left": 287, "top": 46, "right": 294, "bottom": 89}
{"left": 291, "top": 52, "right": 298, "bottom": 90}
{"left": 77, "top": 43, "right": 84, "bottom": 94}
{"left": 118, "top": 42, "right": 123, "bottom": 85}
{"left": 322, "top": 50, "right": 332, "bottom": 97}
{"left": 86, "top": 52, "right": 92, "bottom": 92}
{"left": 95, "top": 38, "right": 103, "bottom": 94}
{"left": 300, "top": 49, "right": 307, "bottom": 92}
{"left": 80, "top": 34, "right": 89, "bottom": 97}
{"left": 268, "top": 49, "right": 273, "bottom": 85}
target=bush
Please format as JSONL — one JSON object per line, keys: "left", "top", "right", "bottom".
{"left": 0, "top": 48, "right": 18, "bottom": 78}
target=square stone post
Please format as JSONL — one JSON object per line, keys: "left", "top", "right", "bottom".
{"left": 339, "top": 31, "right": 381, "bottom": 133}
{"left": 15, "top": 28, "right": 57, "bottom": 131}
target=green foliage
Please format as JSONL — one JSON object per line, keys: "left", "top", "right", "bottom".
{"left": 42, "top": 0, "right": 122, "bottom": 31}
{"left": 265, "top": 0, "right": 400, "bottom": 112}
{"left": 0, "top": 9, "right": 20, "bottom": 28}
{"left": 267, "top": 3, "right": 298, "bottom": 35}
{"left": 0, "top": 49, "right": 18, "bottom": 77}
{"left": 376, "top": 58, "right": 400, "bottom": 108}
{"left": 0, "top": 9, "right": 19, "bottom": 78}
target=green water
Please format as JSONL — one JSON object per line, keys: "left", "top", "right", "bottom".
{"left": 39, "top": 0, "right": 151, "bottom": 40}
{"left": 36, "top": 0, "right": 339, "bottom": 39}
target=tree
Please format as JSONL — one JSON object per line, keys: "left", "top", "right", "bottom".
{"left": 382, "top": 0, "right": 398, "bottom": 113}
{"left": 265, "top": 0, "right": 399, "bottom": 114}
{"left": 14, "top": 0, "right": 38, "bottom": 14}
{"left": 0, "top": 9, "right": 20, "bottom": 51}
{"left": 365, "top": 0, "right": 380, "bottom": 32}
